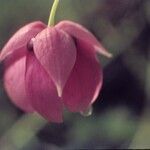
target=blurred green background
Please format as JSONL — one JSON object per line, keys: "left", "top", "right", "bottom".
{"left": 0, "top": 0, "right": 150, "bottom": 149}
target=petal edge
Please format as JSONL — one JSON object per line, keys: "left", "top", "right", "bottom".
{"left": 56, "top": 20, "right": 112, "bottom": 58}
{"left": 33, "top": 27, "right": 77, "bottom": 97}
{"left": 25, "top": 53, "right": 63, "bottom": 123}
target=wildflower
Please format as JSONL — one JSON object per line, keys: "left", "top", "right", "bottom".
{"left": 0, "top": 0, "right": 111, "bottom": 123}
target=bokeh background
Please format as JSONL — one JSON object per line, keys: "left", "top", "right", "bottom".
{"left": 0, "top": 0, "right": 150, "bottom": 149}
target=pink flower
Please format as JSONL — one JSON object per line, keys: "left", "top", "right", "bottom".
{"left": 0, "top": 21, "right": 111, "bottom": 123}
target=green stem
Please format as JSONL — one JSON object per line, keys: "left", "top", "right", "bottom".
{"left": 48, "top": 0, "right": 60, "bottom": 26}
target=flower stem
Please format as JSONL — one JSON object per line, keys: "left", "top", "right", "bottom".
{"left": 48, "top": 0, "right": 60, "bottom": 26}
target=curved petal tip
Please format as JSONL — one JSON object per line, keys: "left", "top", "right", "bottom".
{"left": 56, "top": 84, "right": 63, "bottom": 97}
{"left": 56, "top": 20, "right": 112, "bottom": 58}
{"left": 94, "top": 46, "right": 113, "bottom": 58}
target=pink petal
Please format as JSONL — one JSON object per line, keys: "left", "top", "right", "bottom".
{"left": 56, "top": 20, "right": 112, "bottom": 58}
{"left": 62, "top": 40, "right": 103, "bottom": 112}
{"left": 4, "top": 55, "right": 33, "bottom": 112}
{"left": 33, "top": 27, "right": 76, "bottom": 97}
{"left": 0, "top": 21, "right": 46, "bottom": 61}
{"left": 25, "top": 53, "right": 63, "bottom": 123}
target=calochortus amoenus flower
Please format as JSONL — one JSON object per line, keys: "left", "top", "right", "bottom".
{"left": 0, "top": 0, "right": 111, "bottom": 123}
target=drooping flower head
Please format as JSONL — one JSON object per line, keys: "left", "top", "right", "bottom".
{"left": 0, "top": 1, "right": 111, "bottom": 123}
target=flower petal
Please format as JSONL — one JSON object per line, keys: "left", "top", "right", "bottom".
{"left": 33, "top": 27, "right": 77, "bottom": 97}
{"left": 4, "top": 55, "right": 33, "bottom": 112}
{"left": 25, "top": 53, "right": 63, "bottom": 123}
{"left": 0, "top": 21, "right": 46, "bottom": 61}
{"left": 62, "top": 40, "right": 103, "bottom": 112}
{"left": 56, "top": 20, "right": 112, "bottom": 58}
